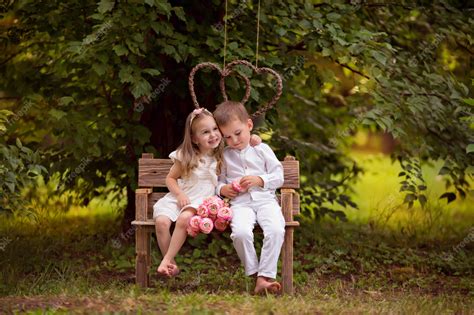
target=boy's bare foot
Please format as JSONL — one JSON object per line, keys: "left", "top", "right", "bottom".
{"left": 254, "top": 276, "right": 281, "bottom": 295}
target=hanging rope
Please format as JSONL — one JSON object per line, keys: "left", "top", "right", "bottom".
{"left": 223, "top": 0, "right": 228, "bottom": 69}
{"left": 255, "top": 0, "right": 261, "bottom": 68}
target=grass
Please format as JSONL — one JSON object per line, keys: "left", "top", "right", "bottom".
{"left": 0, "top": 152, "right": 472, "bottom": 314}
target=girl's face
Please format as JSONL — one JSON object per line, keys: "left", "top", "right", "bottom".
{"left": 191, "top": 115, "right": 222, "bottom": 154}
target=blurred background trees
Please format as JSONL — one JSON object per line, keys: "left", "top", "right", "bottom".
{"left": 0, "top": 0, "right": 472, "bottom": 228}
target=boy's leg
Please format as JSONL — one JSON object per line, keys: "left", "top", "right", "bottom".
{"left": 255, "top": 199, "right": 285, "bottom": 293}
{"left": 158, "top": 208, "right": 195, "bottom": 276}
{"left": 230, "top": 205, "right": 259, "bottom": 276}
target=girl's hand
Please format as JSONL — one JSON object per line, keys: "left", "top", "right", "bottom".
{"left": 240, "top": 176, "right": 264, "bottom": 190}
{"left": 250, "top": 134, "right": 262, "bottom": 146}
{"left": 177, "top": 193, "right": 190, "bottom": 208}
{"left": 220, "top": 184, "right": 238, "bottom": 199}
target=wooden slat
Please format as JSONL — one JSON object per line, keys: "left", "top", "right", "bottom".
{"left": 135, "top": 226, "right": 149, "bottom": 287}
{"left": 138, "top": 157, "right": 300, "bottom": 189}
{"left": 147, "top": 192, "right": 167, "bottom": 220}
{"left": 138, "top": 159, "right": 173, "bottom": 187}
{"left": 277, "top": 193, "right": 300, "bottom": 215}
{"left": 281, "top": 160, "right": 300, "bottom": 189}
{"left": 135, "top": 190, "right": 150, "bottom": 221}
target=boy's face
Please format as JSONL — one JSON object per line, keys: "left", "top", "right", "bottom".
{"left": 219, "top": 118, "right": 253, "bottom": 150}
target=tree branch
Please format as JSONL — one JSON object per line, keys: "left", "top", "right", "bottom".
{"left": 0, "top": 41, "right": 54, "bottom": 66}
{"left": 333, "top": 59, "right": 370, "bottom": 79}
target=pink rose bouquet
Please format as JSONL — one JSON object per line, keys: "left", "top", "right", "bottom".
{"left": 187, "top": 196, "right": 233, "bottom": 237}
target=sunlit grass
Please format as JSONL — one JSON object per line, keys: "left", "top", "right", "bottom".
{"left": 338, "top": 151, "right": 474, "bottom": 240}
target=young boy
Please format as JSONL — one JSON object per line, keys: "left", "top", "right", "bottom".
{"left": 213, "top": 101, "right": 285, "bottom": 294}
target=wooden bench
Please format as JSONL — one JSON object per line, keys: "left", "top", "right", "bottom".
{"left": 131, "top": 153, "right": 300, "bottom": 294}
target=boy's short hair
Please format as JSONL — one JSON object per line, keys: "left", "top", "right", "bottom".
{"left": 213, "top": 101, "right": 250, "bottom": 126}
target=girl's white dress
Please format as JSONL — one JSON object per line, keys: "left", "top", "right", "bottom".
{"left": 152, "top": 150, "right": 218, "bottom": 221}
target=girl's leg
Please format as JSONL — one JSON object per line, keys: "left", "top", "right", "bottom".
{"left": 155, "top": 215, "right": 178, "bottom": 275}
{"left": 157, "top": 208, "right": 195, "bottom": 276}
{"left": 155, "top": 215, "right": 172, "bottom": 256}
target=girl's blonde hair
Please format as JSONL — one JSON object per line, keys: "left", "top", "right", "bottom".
{"left": 176, "top": 109, "right": 224, "bottom": 178}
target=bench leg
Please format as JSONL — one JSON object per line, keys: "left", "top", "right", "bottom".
{"left": 281, "top": 227, "right": 294, "bottom": 295}
{"left": 135, "top": 226, "right": 150, "bottom": 287}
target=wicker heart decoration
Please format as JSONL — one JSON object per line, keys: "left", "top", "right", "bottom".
{"left": 188, "top": 60, "right": 283, "bottom": 119}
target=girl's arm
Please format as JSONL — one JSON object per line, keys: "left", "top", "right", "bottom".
{"left": 166, "top": 161, "right": 190, "bottom": 208}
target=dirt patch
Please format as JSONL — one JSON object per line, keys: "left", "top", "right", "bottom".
{"left": 0, "top": 295, "right": 167, "bottom": 314}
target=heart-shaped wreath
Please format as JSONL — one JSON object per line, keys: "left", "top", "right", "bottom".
{"left": 188, "top": 60, "right": 283, "bottom": 119}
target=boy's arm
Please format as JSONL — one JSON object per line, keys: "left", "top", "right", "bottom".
{"left": 257, "top": 143, "right": 284, "bottom": 190}
{"left": 217, "top": 154, "right": 238, "bottom": 198}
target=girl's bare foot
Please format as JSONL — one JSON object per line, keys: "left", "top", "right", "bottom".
{"left": 167, "top": 263, "right": 180, "bottom": 277}
{"left": 254, "top": 276, "right": 281, "bottom": 295}
{"left": 157, "top": 259, "right": 171, "bottom": 277}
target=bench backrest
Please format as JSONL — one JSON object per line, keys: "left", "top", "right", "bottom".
{"left": 137, "top": 153, "right": 300, "bottom": 219}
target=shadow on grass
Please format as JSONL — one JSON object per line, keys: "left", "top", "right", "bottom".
{"left": 0, "top": 213, "right": 472, "bottom": 300}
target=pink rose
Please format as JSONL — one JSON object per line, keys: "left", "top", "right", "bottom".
{"left": 188, "top": 215, "right": 202, "bottom": 230}
{"left": 199, "top": 217, "right": 214, "bottom": 234}
{"left": 196, "top": 204, "right": 209, "bottom": 218}
{"left": 207, "top": 199, "right": 221, "bottom": 217}
{"left": 214, "top": 218, "right": 229, "bottom": 232}
{"left": 186, "top": 225, "right": 199, "bottom": 237}
{"left": 232, "top": 180, "right": 243, "bottom": 192}
{"left": 217, "top": 206, "right": 233, "bottom": 221}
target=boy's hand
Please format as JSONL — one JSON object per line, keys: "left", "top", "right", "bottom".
{"left": 177, "top": 193, "right": 190, "bottom": 208}
{"left": 250, "top": 134, "right": 262, "bottom": 146}
{"left": 240, "top": 176, "right": 264, "bottom": 190}
{"left": 220, "top": 184, "right": 238, "bottom": 199}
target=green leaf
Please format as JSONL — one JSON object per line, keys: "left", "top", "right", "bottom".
{"left": 327, "top": 13, "right": 341, "bottom": 22}
{"left": 131, "top": 78, "right": 152, "bottom": 98}
{"left": 438, "top": 166, "right": 450, "bottom": 175}
{"left": 113, "top": 45, "right": 128, "bottom": 56}
{"left": 92, "top": 63, "right": 107, "bottom": 76}
{"left": 156, "top": 1, "right": 172, "bottom": 17}
{"left": 466, "top": 144, "right": 474, "bottom": 154}
{"left": 59, "top": 97, "right": 75, "bottom": 106}
{"left": 463, "top": 98, "right": 474, "bottom": 106}
{"left": 403, "top": 193, "right": 416, "bottom": 203}
{"left": 173, "top": 7, "right": 186, "bottom": 21}
{"left": 98, "top": 0, "right": 114, "bottom": 14}
{"left": 439, "top": 192, "right": 456, "bottom": 203}
{"left": 16, "top": 138, "right": 22, "bottom": 148}
{"left": 419, "top": 194, "right": 427, "bottom": 207}
{"left": 119, "top": 66, "right": 134, "bottom": 83}
{"left": 371, "top": 51, "right": 387, "bottom": 66}
{"left": 142, "top": 68, "right": 161, "bottom": 76}
{"left": 322, "top": 47, "right": 331, "bottom": 56}
{"left": 5, "top": 182, "right": 15, "bottom": 193}
{"left": 49, "top": 109, "right": 67, "bottom": 120}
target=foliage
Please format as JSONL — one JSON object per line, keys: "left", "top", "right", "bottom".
{"left": 0, "top": 0, "right": 472, "bottom": 220}
{"left": 0, "top": 109, "right": 47, "bottom": 211}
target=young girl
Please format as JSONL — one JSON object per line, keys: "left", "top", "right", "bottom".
{"left": 153, "top": 108, "right": 260, "bottom": 277}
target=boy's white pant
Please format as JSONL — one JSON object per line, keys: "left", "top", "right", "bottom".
{"left": 230, "top": 199, "right": 285, "bottom": 279}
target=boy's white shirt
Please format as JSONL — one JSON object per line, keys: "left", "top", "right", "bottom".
{"left": 217, "top": 143, "right": 284, "bottom": 204}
